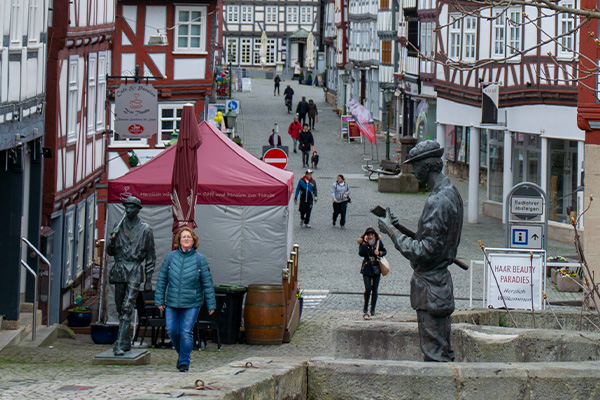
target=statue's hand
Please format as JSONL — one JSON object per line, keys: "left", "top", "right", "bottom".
{"left": 387, "top": 207, "right": 399, "bottom": 228}
{"left": 378, "top": 215, "right": 394, "bottom": 237}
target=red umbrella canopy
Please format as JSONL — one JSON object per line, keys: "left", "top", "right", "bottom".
{"left": 171, "top": 105, "right": 202, "bottom": 235}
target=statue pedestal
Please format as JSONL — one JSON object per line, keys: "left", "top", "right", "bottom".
{"left": 92, "top": 348, "right": 151, "bottom": 365}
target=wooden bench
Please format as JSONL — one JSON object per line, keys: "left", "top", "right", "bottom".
{"left": 368, "top": 160, "right": 400, "bottom": 181}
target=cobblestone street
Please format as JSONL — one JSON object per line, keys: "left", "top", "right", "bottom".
{"left": 0, "top": 77, "right": 577, "bottom": 399}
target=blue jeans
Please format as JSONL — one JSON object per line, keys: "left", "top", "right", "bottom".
{"left": 165, "top": 306, "right": 200, "bottom": 366}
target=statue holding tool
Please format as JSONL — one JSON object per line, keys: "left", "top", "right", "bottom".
{"left": 377, "top": 140, "right": 464, "bottom": 362}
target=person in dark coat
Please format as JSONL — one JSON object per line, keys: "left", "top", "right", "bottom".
{"left": 268, "top": 128, "right": 282, "bottom": 147}
{"left": 307, "top": 99, "right": 318, "bottom": 130}
{"left": 155, "top": 227, "right": 217, "bottom": 372}
{"left": 294, "top": 169, "right": 318, "bottom": 228}
{"left": 298, "top": 124, "right": 314, "bottom": 168}
{"left": 283, "top": 85, "right": 294, "bottom": 113}
{"left": 274, "top": 74, "right": 281, "bottom": 96}
{"left": 358, "top": 227, "right": 387, "bottom": 317}
{"left": 296, "top": 96, "right": 309, "bottom": 125}
{"left": 378, "top": 140, "right": 463, "bottom": 362}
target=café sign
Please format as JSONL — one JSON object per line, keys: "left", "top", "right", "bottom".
{"left": 115, "top": 84, "right": 158, "bottom": 139}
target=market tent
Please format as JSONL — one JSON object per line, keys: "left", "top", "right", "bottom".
{"left": 107, "top": 121, "right": 295, "bottom": 287}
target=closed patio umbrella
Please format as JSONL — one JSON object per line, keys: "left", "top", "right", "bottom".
{"left": 171, "top": 104, "right": 202, "bottom": 236}
{"left": 305, "top": 32, "right": 315, "bottom": 70}
{"left": 260, "top": 31, "right": 268, "bottom": 67}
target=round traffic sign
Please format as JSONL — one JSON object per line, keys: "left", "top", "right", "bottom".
{"left": 263, "top": 147, "right": 288, "bottom": 169}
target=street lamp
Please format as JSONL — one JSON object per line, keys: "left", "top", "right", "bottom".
{"left": 227, "top": 49, "right": 233, "bottom": 99}
{"left": 341, "top": 72, "right": 350, "bottom": 115}
{"left": 382, "top": 88, "right": 394, "bottom": 160}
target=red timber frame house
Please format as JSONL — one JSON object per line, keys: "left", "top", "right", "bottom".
{"left": 103, "top": 0, "right": 221, "bottom": 205}
{"left": 44, "top": 0, "right": 113, "bottom": 323}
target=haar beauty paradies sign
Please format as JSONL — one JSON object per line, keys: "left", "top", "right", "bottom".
{"left": 115, "top": 84, "right": 158, "bottom": 139}
{"left": 486, "top": 252, "right": 545, "bottom": 310}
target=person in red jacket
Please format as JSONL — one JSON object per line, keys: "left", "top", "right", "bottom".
{"left": 288, "top": 116, "right": 302, "bottom": 153}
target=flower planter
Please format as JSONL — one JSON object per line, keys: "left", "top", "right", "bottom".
{"left": 67, "top": 310, "right": 93, "bottom": 327}
{"left": 90, "top": 324, "right": 119, "bottom": 344}
{"left": 556, "top": 275, "right": 581, "bottom": 292}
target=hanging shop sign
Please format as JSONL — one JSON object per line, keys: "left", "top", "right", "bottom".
{"left": 115, "top": 84, "right": 158, "bottom": 139}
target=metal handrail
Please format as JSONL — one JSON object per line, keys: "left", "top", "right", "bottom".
{"left": 21, "top": 237, "right": 52, "bottom": 341}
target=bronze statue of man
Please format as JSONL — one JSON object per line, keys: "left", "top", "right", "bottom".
{"left": 378, "top": 140, "right": 463, "bottom": 362}
{"left": 107, "top": 196, "right": 156, "bottom": 356}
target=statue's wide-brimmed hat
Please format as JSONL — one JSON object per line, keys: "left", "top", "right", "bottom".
{"left": 404, "top": 140, "right": 444, "bottom": 164}
{"left": 123, "top": 196, "right": 142, "bottom": 209}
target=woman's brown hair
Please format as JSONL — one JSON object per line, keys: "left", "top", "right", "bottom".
{"left": 174, "top": 227, "right": 199, "bottom": 250}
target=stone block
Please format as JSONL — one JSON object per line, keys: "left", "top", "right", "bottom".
{"left": 378, "top": 173, "right": 418, "bottom": 193}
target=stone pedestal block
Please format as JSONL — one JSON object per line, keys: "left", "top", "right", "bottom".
{"left": 378, "top": 173, "right": 418, "bottom": 193}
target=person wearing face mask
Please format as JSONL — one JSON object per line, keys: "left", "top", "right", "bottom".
{"left": 358, "top": 227, "right": 387, "bottom": 317}
{"left": 155, "top": 227, "right": 216, "bottom": 372}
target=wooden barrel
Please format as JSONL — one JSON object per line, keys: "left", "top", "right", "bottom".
{"left": 244, "top": 284, "right": 286, "bottom": 345}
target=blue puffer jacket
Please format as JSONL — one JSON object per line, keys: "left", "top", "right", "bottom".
{"left": 155, "top": 248, "right": 217, "bottom": 310}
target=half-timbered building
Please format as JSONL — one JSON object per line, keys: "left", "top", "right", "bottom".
{"left": 43, "top": 0, "right": 113, "bottom": 323}
{"left": 0, "top": 0, "right": 48, "bottom": 324}
{"left": 434, "top": 0, "right": 584, "bottom": 229}
{"left": 222, "top": 0, "right": 320, "bottom": 70}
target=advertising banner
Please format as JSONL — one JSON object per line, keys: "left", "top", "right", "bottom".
{"left": 346, "top": 98, "right": 377, "bottom": 144}
{"left": 486, "top": 252, "right": 545, "bottom": 310}
{"left": 115, "top": 84, "right": 158, "bottom": 139}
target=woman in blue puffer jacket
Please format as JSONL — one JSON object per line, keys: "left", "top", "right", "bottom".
{"left": 155, "top": 227, "right": 216, "bottom": 372}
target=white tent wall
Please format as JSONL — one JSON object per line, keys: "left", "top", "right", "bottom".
{"left": 103, "top": 197, "right": 294, "bottom": 322}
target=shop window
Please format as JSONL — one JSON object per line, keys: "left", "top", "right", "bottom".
{"left": 548, "top": 139, "right": 579, "bottom": 223}
{"left": 445, "top": 125, "right": 456, "bottom": 161}
{"left": 488, "top": 130, "right": 504, "bottom": 203}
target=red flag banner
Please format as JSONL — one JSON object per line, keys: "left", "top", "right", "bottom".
{"left": 347, "top": 98, "right": 377, "bottom": 144}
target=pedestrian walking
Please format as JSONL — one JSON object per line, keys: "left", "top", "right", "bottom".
{"left": 358, "top": 227, "right": 387, "bottom": 317}
{"left": 298, "top": 123, "right": 314, "bottom": 168}
{"left": 308, "top": 99, "right": 318, "bottom": 130}
{"left": 274, "top": 74, "right": 281, "bottom": 96}
{"left": 283, "top": 84, "right": 294, "bottom": 113}
{"left": 294, "top": 169, "right": 318, "bottom": 228}
{"left": 288, "top": 116, "right": 302, "bottom": 153}
{"left": 296, "top": 96, "right": 309, "bottom": 126}
{"left": 331, "top": 174, "right": 350, "bottom": 228}
{"left": 155, "top": 227, "right": 217, "bottom": 372}
{"left": 293, "top": 61, "right": 301, "bottom": 80}
{"left": 268, "top": 128, "right": 282, "bottom": 147}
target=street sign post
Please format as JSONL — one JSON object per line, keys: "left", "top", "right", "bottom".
{"left": 505, "top": 182, "right": 548, "bottom": 251}
{"left": 263, "top": 147, "right": 288, "bottom": 169}
{"left": 510, "top": 225, "right": 543, "bottom": 249}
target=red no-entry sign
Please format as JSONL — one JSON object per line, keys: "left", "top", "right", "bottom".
{"left": 263, "top": 147, "right": 288, "bottom": 169}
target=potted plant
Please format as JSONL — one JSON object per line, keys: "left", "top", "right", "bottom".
{"left": 305, "top": 73, "right": 313, "bottom": 86}
{"left": 67, "top": 306, "right": 93, "bottom": 327}
{"left": 547, "top": 255, "right": 568, "bottom": 283}
{"left": 298, "top": 71, "right": 305, "bottom": 84}
{"left": 556, "top": 268, "right": 582, "bottom": 292}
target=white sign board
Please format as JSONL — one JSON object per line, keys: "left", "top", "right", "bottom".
{"left": 241, "top": 77, "right": 252, "bottom": 92}
{"left": 511, "top": 197, "right": 543, "bottom": 216}
{"left": 115, "top": 84, "right": 158, "bottom": 138}
{"left": 486, "top": 252, "right": 545, "bottom": 310}
{"left": 509, "top": 225, "right": 543, "bottom": 249}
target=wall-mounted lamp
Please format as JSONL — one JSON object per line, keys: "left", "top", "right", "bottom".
{"left": 148, "top": 30, "right": 168, "bottom": 45}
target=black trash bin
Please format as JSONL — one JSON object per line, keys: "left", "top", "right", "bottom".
{"left": 213, "top": 284, "right": 247, "bottom": 344}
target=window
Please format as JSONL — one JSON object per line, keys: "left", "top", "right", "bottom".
{"left": 227, "top": 5, "right": 239, "bottom": 23}
{"left": 159, "top": 104, "right": 184, "bottom": 142}
{"left": 96, "top": 53, "right": 106, "bottom": 130}
{"left": 175, "top": 6, "right": 207, "bottom": 52}
{"left": 226, "top": 38, "right": 238, "bottom": 64}
{"left": 28, "top": 0, "right": 41, "bottom": 44}
{"left": 558, "top": 0, "right": 575, "bottom": 58}
{"left": 381, "top": 40, "right": 392, "bottom": 64}
{"left": 300, "top": 7, "right": 312, "bottom": 24}
{"left": 266, "top": 39, "right": 276, "bottom": 64}
{"left": 420, "top": 22, "right": 434, "bottom": 58}
{"left": 380, "top": 0, "right": 390, "bottom": 9}
{"left": 241, "top": 6, "right": 253, "bottom": 23}
{"left": 10, "top": 0, "right": 22, "bottom": 46}
{"left": 67, "top": 57, "right": 79, "bottom": 143}
{"left": 266, "top": 6, "right": 278, "bottom": 23}
{"left": 488, "top": 130, "right": 504, "bottom": 202}
{"left": 253, "top": 39, "right": 261, "bottom": 65}
{"left": 449, "top": 16, "right": 461, "bottom": 60}
{"left": 87, "top": 54, "right": 97, "bottom": 134}
{"left": 287, "top": 6, "right": 298, "bottom": 23}
{"left": 493, "top": 9, "right": 521, "bottom": 58}
{"left": 463, "top": 16, "right": 476, "bottom": 60}
{"left": 241, "top": 38, "right": 252, "bottom": 64}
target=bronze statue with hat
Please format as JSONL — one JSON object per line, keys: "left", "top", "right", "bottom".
{"left": 106, "top": 196, "right": 156, "bottom": 356}
{"left": 377, "top": 140, "right": 464, "bottom": 362}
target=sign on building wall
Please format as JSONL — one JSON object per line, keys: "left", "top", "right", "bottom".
{"left": 482, "top": 83, "right": 499, "bottom": 124}
{"left": 486, "top": 251, "right": 545, "bottom": 310}
{"left": 115, "top": 84, "right": 158, "bottom": 138}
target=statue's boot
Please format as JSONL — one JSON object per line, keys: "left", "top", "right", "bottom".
{"left": 113, "top": 319, "right": 132, "bottom": 356}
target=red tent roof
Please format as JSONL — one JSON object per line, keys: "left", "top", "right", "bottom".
{"left": 108, "top": 122, "right": 294, "bottom": 206}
